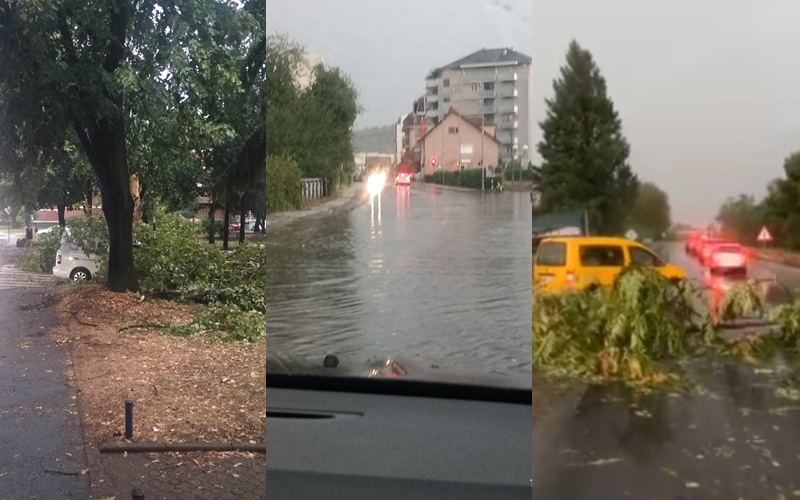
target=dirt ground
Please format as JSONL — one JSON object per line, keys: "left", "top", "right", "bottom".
{"left": 54, "top": 284, "right": 266, "bottom": 446}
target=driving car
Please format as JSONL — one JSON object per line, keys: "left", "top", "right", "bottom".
{"left": 395, "top": 171, "right": 411, "bottom": 186}
{"left": 705, "top": 242, "right": 747, "bottom": 273}
{"left": 533, "top": 236, "right": 687, "bottom": 294}
{"left": 697, "top": 237, "right": 726, "bottom": 265}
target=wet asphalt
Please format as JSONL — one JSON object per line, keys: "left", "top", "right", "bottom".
{"left": 533, "top": 244, "right": 800, "bottom": 499}
{"left": 0, "top": 289, "right": 88, "bottom": 499}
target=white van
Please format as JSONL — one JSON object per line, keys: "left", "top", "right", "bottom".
{"left": 52, "top": 229, "right": 99, "bottom": 281}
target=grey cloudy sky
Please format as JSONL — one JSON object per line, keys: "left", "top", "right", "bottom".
{"left": 534, "top": 0, "right": 800, "bottom": 224}
{"left": 267, "top": 0, "right": 532, "bottom": 128}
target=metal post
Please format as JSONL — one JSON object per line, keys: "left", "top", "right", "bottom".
{"left": 132, "top": 488, "right": 145, "bottom": 500}
{"left": 125, "top": 400, "right": 134, "bottom": 440}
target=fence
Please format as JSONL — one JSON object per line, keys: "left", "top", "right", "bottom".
{"left": 302, "top": 178, "right": 328, "bottom": 200}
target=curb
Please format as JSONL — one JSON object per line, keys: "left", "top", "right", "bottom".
{"left": 99, "top": 442, "right": 266, "bottom": 454}
{"left": 266, "top": 187, "right": 367, "bottom": 231}
{"left": 416, "top": 182, "right": 493, "bottom": 193}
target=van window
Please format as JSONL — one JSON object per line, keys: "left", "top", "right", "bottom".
{"left": 579, "top": 245, "right": 624, "bottom": 267}
{"left": 535, "top": 241, "right": 566, "bottom": 266}
{"left": 629, "top": 246, "right": 664, "bottom": 267}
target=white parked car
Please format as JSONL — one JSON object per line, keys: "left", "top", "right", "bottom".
{"left": 52, "top": 229, "right": 98, "bottom": 281}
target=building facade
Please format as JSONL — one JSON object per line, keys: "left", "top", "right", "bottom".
{"left": 420, "top": 109, "right": 500, "bottom": 177}
{"left": 424, "top": 48, "right": 532, "bottom": 164}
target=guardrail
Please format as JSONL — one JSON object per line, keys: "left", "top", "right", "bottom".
{"left": 748, "top": 247, "right": 800, "bottom": 268}
{"left": 302, "top": 178, "right": 327, "bottom": 200}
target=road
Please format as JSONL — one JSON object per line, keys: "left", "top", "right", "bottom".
{"left": 532, "top": 242, "right": 800, "bottom": 499}
{"left": 265, "top": 182, "right": 531, "bottom": 382}
{"left": 0, "top": 289, "right": 89, "bottom": 498}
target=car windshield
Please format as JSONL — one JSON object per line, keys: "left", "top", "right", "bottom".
{"left": 265, "top": 1, "right": 531, "bottom": 390}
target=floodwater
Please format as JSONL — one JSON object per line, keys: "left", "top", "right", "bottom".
{"left": 266, "top": 183, "right": 531, "bottom": 382}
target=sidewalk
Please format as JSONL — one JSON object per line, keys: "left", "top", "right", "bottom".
{"left": 266, "top": 183, "right": 366, "bottom": 230}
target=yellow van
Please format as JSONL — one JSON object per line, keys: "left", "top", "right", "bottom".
{"left": 533, "top": 236, "right": 687, "bottom": 294}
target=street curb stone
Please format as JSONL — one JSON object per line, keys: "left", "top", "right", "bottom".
{"left": 100, "top": 442, "right": 266, "bottom": 453}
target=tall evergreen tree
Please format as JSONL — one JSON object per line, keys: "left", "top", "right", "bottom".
{"left": 533, "top": 40, "right": 639, "bottom": 235}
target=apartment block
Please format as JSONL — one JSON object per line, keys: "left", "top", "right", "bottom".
{"left": 424, "top": 48, "right": 532, "bottom": 164}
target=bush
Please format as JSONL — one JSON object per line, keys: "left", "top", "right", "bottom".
{"left": 423, "top": 168, "right": 494, "bottom": 189}
{"left": 18, "top": 228, "right": 65, "bottom": 272}
{"left": 267, "top": 155, "right": 303, "bottom": 213}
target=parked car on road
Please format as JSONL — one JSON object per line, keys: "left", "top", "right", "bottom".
{"left": 533, "top": 236, "right": 687, "bottom": 294}
{"left": 53, "top": 230, "right": 98, "bottom": 281}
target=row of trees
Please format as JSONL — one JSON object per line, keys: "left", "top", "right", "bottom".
{"left": 0, "top": 0, "right": 266, "bottom": 291}
{"left": 265, "top": 36, "right": 360, "bottom": 213}
{"left": 532, "top": 40, "right": 672, "bottom": 238}
{"left": 716, "top": 152, "right": 800, "bottom": 249}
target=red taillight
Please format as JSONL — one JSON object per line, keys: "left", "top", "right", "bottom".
{"left": 56, "top": 250, "right": 62, "bottom": 265}
{"left": 566, "top": 270, "right": 576, "bottom": 283}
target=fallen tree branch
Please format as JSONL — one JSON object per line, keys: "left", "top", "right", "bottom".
{"left": 118, "top": 323, "right": 170, "bottom": 333}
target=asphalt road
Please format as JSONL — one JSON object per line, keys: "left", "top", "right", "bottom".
{"left": 0, "top": 289, "right": 88, "bottom": 499}
{"left": 266, "top": 182, "right": 531, "bottom": 383}
{"left": 532, "top": 242, "right": 800, "bottom": 499}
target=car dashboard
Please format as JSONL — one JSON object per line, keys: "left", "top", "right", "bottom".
{"left": 266, "top": 373, "right": 532, "bottom": 500}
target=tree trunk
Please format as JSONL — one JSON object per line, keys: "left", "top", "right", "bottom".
{"left": 57, "top": 204, "right": 66, "bottom": 227}
{"left": 222, "top": 200, "right": 230, "bottom": 251}
{"left": 207, "top": 203, "right": 216, "bottom": 244}
{"left": 73, "top": 115, "right": 137, "bottom": 292}
{"left": 85, "top": 182, "right": 93, "bottom": 215}
{"left": 238, "top": 205, "right": 246, "bottom": 243}
{"left": 140, "top": 182, "right": 149, "bottom": 224}
{"left": 68, "top": 3, "right": 136, "bottom": 292}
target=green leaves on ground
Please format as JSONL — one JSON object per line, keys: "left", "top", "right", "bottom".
{"left": 533, "top": 267, "right": 800, "bottom": 386}
{"left": 34, "top": 209, "right": 265, "bottom": 341}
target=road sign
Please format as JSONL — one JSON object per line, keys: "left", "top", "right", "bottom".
{"left": 625, "top": 229, "right": 638, "bottom": 241}
{"left": 3, "top": 207, "right": 10, "bottom": 215}
{"left": 756, "top": 226, "right": 773, "bottom": 242}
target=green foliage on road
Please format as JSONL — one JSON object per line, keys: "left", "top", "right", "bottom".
{"left": 266, "top": 35, "right": 360, "bottom": 200}
{"left": 266, "top": 155, "right": 304, "bottom": 213}
{"left": 533, "top": 40, "right": 639, "bottom": 235}
{"left": 533, "top": 267, "right": 800, "bottom": 387}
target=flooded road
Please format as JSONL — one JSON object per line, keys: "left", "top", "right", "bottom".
{"left": 266, "top": 183, "right": 531, "bottom": 381}
{"left": 533, "top": 243, "right": 800, "bottom": 498}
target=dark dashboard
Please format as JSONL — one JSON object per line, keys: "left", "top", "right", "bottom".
{"left": 266, "top": 372, "right": 532, "bottom": 499}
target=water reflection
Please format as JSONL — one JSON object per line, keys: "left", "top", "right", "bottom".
{"left": 266, "top": 186, "right": 531, "bottom": 379}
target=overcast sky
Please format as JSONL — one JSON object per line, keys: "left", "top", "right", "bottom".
{"left": 267, "top": 0, "right": 532, "bottom": 128}
{"left": 268, "top": 1, "right": 800, "bottom": 224}
{"left": 534, "top": 0, "right": 800, "bottom": 224}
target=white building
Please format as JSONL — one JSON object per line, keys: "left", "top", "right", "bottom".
{"left": 424, "top": 48, "right": 533, "bottom": 164}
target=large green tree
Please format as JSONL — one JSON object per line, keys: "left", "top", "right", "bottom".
{"left": 533, "top": 40, "right": 639, "bottom": 235}
{"left": 630, "top": 182, "right": 672, "bottom": 239}
{"left": 716, "top": 193, "right": 764, "bottom": 244}
{"left": 0, "top": 0, "right": 257, "bottom": 291}
{"left": 266, "top": 36, "right": 359, "bottom": 193}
